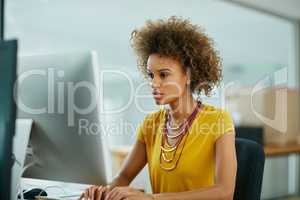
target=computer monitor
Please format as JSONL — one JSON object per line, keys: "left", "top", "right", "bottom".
{"left": 15, "top": 51, "right": 110, "bottom": 186}
{"left": 0, "top": 0, "right": 4, "bottom": 40}
{"left": 0, "top": 40, "right": 17, "bottom": 200}
{"left": 0, "top": 0, "right": 5, "bottom": 41}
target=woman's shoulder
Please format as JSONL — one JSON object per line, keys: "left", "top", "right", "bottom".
{"left": 143, "top": 108, "right": 166, "bottom": 124}
{"left": 193, "top": 103, "right": 234, "bottom": 139}
{"left": 200, "top": 103, "right": 232, "bottom": 122}
{"left": 137, "top": 109, "right": 165, "bottom": 142}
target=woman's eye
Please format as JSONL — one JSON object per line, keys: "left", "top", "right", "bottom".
{"left": 160, "top": 72, "right": 168, "bottom": 79}
{"left": 147, "top": 72, "right": 154, "bottom": 79}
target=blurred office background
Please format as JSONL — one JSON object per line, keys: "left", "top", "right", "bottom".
{"left": 5, "top": 0, "right": 300, "bottom": 199}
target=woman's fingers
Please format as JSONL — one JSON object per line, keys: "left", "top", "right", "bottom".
{"left": 114, "top": 191, "right": 126, "bottom": 200}
{"left": 105, "top": 187, "right": 119, "bottom": 200}
{"left": 102, "top": 185, "right": 110, "bottom": 199}
{"left": 89, "top": 186, "right": 94, "bottom": 200}
{"left": 105, "top": 187, "right": 130, "bottom": 200}
{"left": 85, "top": 188, "right": 90, "bottom": 200}
{"left": 78, "top": 185, "right": 107, "bottom": 200}
{"left": 78, "top": 192, "right": 84, "bottom": 200}
{"left": 92, "top": 186, "right": 100, "bottom": 200}
{"left": 79, "top": 185, "right": 119, "bottom": 200}
{"left": 78, "top": 188, "right": 88, "bottom": 200}
{"left": 95, "top": 186, "right": 104, "bottom": 200}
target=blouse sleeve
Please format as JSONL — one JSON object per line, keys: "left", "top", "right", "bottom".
{"left": 136, "top": 123, "right": 146, "bottom": 143}
{"left": 214, "top": 110, "right": 235, "bottom": 141}
{"left": 136, "top": 113, "right": 153, "bottom": 144}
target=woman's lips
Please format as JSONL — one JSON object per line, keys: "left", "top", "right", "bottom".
{"left": 152, "top": 91, "right": 163, "bottom": 99}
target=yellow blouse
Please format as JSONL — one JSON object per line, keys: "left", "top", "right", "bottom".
{"left": 136, "top": 103, "right": 234, "bottom": 194}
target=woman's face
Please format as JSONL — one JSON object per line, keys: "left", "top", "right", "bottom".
{"left": 147, "top": 53, "right": 189, "bottom": 105}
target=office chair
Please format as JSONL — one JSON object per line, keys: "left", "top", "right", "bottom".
{"left": 234, "top": 138, "right": 265, "bottom": 200}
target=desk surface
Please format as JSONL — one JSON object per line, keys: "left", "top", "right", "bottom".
{"left": 264, "top": 143, "right": 300, "bottom": 156}
{"left": 20, "top": 178, "right": 90, "bottom": 200}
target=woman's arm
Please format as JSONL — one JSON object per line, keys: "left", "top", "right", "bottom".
{"left": 152, "top": 132, "right": 237, "bottom": 200}
{"left": 79, "top": 139, "right": 147, "bottom": 200}
{"left": 79, "top": 140, "right": 147, "bottom": 200}
{"left": 109, "top": 139, "right": 148, "bottom": 189}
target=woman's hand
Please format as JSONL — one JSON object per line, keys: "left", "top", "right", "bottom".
{"left": 79, "top": 185, "right": 111, "bottom": 200}
{"left": 104, "top": 186, "right": 153, "bottom": 200}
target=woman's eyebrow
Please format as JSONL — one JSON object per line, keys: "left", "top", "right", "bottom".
{"left": 146, "top": 68, "right": 171, "bottom": 73}
{"left": 158, "top": 68, "right": 171, "bottom": 72}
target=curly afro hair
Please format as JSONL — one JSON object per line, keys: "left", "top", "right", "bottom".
{"left": 130, "top": 16, "right": 222, "bottom": 96}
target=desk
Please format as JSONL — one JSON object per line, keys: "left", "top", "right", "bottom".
{"left": 264, "top": 144, "right": 300, "bottom": 157}
{"left": 112, "top": 144, "right": 300, "bottom": 163}
{"left": 20, "top": 178, "right": 90, "bottom": 200}
{"left": 20, "top": 175, "right": 146, "bottom": 200}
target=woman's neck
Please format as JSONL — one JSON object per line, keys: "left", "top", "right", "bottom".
{"left": 168, "top": 93, "right": 197, "bottom": 124}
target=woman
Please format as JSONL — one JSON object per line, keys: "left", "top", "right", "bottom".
{"left": 80, "top": 16, "right": 237, "bottom": 200}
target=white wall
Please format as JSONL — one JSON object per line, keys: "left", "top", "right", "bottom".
{"left": 6, "top": 0, "right": 291, "bottom": 67}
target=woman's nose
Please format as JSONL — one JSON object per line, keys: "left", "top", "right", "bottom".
{"left": 150, "top": 77, "right": 161, "bottom": 89}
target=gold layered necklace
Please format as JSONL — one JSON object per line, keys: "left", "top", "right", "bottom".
{"left": 159, "top": 101, "right": 201, "bottom": 171}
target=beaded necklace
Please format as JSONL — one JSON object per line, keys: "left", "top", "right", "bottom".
{"left": 159, "top": 101, "right": 202, "bottom": 171}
